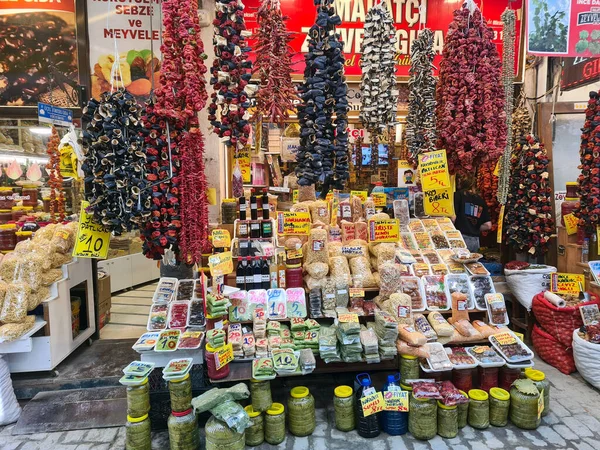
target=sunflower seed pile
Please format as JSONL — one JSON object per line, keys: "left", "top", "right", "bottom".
{"left": 406, "top": 28, "right": 437, "bottom": 163}
{"left": 359, "top": 2, "right": 398, "bottom": 135}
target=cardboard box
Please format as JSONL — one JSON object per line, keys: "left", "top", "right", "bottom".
{"left": 99, "top": 295, "right": 111, "bottom": 316}
{"left": 98, "top": 311, "right": 111, "bottom": 330}
{"left": 97, "top": 275, "right": 111, "bottom": 303}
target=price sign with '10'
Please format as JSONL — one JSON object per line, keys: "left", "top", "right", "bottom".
{"left": 73, "top": 201, "right": 111, "bottom": 259}
{"left": 267, "top": 288, "right": 287, "bottom": 319}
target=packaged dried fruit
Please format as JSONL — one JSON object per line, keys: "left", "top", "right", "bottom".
{"left": 177, "top": 331, "right": 204, "bottom": 350}
{"left": 176, "top": 280, "right": 195, "bottom": 301}
{"left": 422, "top": 275, "right": 449, "bottom": 310}
{"left": 414, "top": 232, "right": 434, "bottom": 250}
{"left": 399, "top": 232, "right": 419, "bottom": 250}
{"left": 421, "top": 251, "right": 441, "bottom": 264}
{"left": 168, "top": 301, "right": 189, "bottom": 329}
{"left": 486, "top": 293, "right": 509, "bottom": 326}
{"left": 466, "top": 263, "right": 489, "bottom": 275}
{"left": 410, "top": 250, "right": 427, "bottom": 264}
{"left": 426, "top": 342, "right": 453, "bottom": 371}
{"left": 408, "top": 219, "right": 425, "bottom": 233}
{"left": 467, "top": 345, "right": 505, "bottom": 366}
{"left": 400, "top": 277, "right": 426, "bottom": 311}
{"left": 489, "top": 331, "right": 533, "bottom": 363}
{"left": 470, "top": 276, "right": 495, "bottom": 310}
{"left": 447, "top": 262, "right": 467, "bottom": 274}
{"left": 413, "top": 263, "right": 431, "bottom": 277}
{"left": 422, "top": 219, "right": 442, "bottom": 232}
{"left": 430, "top": 232, "right": 450, "bottom": 249}
{"left": 448, "top": 239, "right": 467, "bottom": 249}
{"left": 431, "top": 264, "right": 448, "bottom": 275}
{"left": 446, "top": 347, "right": 477, "bottom": 368}
{"left": 148, "top": 303, "right": 169, "bottom": 331}
{"left": 445, "top": 275, "right": 475, "bottom": 309}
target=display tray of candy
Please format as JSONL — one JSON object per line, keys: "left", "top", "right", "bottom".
{"left": 147, "top": 303, "right": 169, "bottom": 331}
{"left": 445, "top": 346, "right": 478, "bottom": 369}
{"left": 466, "top": 345, "right": 506, "bottom": 367}
{"left": 422, "top": 275, "right": 450, "bottom": 311}
{"left": 470, "top": 275, "right": 495, "bottom": 310}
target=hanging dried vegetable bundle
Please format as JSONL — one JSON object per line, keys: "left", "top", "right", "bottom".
{"left": 46, "top": 127, "right": 64, "bottom": 223}
{"left": 477, "top": 162, "right": 499, "bottom": 234}
{"left": 436, "top": 3, "right": 506, "bottom": 175}
{"left": 253, "top": 0, "right": 297, "bottom": 124}
{"left": 574, "top": 91, "right": 600, "bottom": 234}
{"left": 152, "top": 0, "right": 210, "bottom": 263}
{"left": 406, "top": 28, "right": 436, "bottom": 165}
{"left": 81, "top": 90, "right": 147, "bottom": 234}
{"left": 295, "top": 0, "right": 349, "bottom": 186}
{"left": 504, "top": 135, "right": 554, "bottom": 256}
{"left": 359, "top": 3, "right": 398, "bottom": 136}
{"left": 208, "top": 0, "right": 254, "bottom": 152}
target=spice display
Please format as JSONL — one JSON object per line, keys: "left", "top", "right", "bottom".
{"left": 205, "top": 415, "right": 244, "bottom": 450}
{"left": 295, "top": 0, "right": 349, "bottom": 186}
{"left": 169, "top": 375, "right": 192, "bottom": 413}
{"left": 504, "top": 135, "right": 555, "bottom": 256}
{"left": 250, "top": 379, "right": 272, "bottom": 413}
{"left": 489, "top": 387, "right": 510, "bottom": 426}
{"left": 333, "top": 385, "right": 355, "bottom": 431}
{"left": 244, "top": 406, "right": 264, "bottom": 446}
{"left": 468, "top": 389, "right": 490, "bottom": 429}
{"left": 127, "top": 380, "right": 150, "bottom": 419}
{"left": 406, "top": 28, "right": 437, "bottom": 164}
{"left": 408, "top": 395, "right": 437, "bottom": 440}
{"left": 253, "top": 0, "right": 297, "bottom": 124}
{"left": 126, "top": 414, "right": 152, "bottom": 450}
{"left": 509, "top": 379, "right": 541, "bottom": 430}
{"left": 264, "top": 403, "right": 286, "bottom": 445}
{"left": 46, "top": 127, "right": 64, "bottom": 223}
{"left": 437, "top": 402, "right": 458, "bottom": 438}
{"left": 288, "top": 386, "right": 316, "bottom": 437}
{"left": 400, "top": 354, "right": 420, "bottom": 382}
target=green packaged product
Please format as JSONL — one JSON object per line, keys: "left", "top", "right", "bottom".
{"left": 205, "top": 416, "right": 245, "bottom": 450}
{"left": 333, "top": 385, "right": 355, "bottom": 432}
{"left": 437, "top": 402, "right": 458, "bottom": 438}
{"left": 489, "top": 388, "right": 510, "bottom": 427}
{"left": 125, "top": 414, "right": 151, "bottom": 450}
{"left": 457, "top": 391, "right": 469, "bottom": 429}
{"left": 126, "top": 380, "right": 150, "bottom": 419}
{"left": 510, "top": 379, "right": 541, "bottom": 430}
{"left": 288, "top": 386, "right": 316, "bottom": 437}
{"left": 409, "top": 394, "right": 437, "bottom": 440}
{"left": 264, "top": 403, "right": 286, "bottom": 445}
{"left": 244, "top": 406, "right": 265, "bottom": 446}
{"left": 468, "top": 389, "right": 489, "bottom": 430}
{"left": 169, "top": 375, "right": 192, "bottom": 413}
{"left": 525, "top": 369, "right": 550, "bottom": 417}
{"left": 250, "top": 379, "right": 272, "bottom": 413}
{"left": 400, "top": 355, "right": 420, "bottom": 382}
{"left": 167, "top": 408, "right": 200, "bottom": 450}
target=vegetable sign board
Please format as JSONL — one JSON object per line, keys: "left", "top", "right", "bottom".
{"left": 423, "top": 188, "right": 455, "bottom": 217}
{"left": 73, "top": 201, "right": 111, "bottom": 259}
{"left": 244, "top": 0, "right": 524, "bottom": 79}
{"left": 550, "top": 273, "right": 586, "bottom": 295}
{"left": 418, "top": 150, "right": 451, "bottom": 191}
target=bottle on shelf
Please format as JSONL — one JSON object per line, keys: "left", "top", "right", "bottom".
{"left": 582, "top": 238, "right": 590, "bottom": 263}
{"left": 277, "top": 252, "right": 286, "bottom": 289}
{"left": 245, "top": 256, "right": 255, "bottom": 290}
{"left": 250, "top": 189, "right": 258, "bottom": 220}
{"left": 239, "top": 196, "right": 247, "bottom": 221}
{"left": 590, "top": 232, "right": 599, "bottom": 261}
{"left": 270, "top": 256, "right": 278, "bottom": 289}
{"left": 238, "top": 219, "right": 249, "bottom": 239}
{"left": 236, "top": 257, "right": 246, "bottom": 290}
{"left": 261, "top": 218, "right": 272, "bottom": 239}
{"left": 250, "top": 220, "right": 261, "bottom": 239}
{"left": 253, "top": 256, "right": 262, "bottom": 290}
{"left": 261, "top": 257, "right": 270, "bottom": 290}
{"left": 262, "top": 189, "right": 270, "bottom": 220}
{"left": 355, "top": 373, "right": 381, "bottom": 438}
{"left": 239, "top": 238, "right": 250, "bottom": 257}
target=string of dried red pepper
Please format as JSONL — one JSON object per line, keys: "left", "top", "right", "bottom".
{"left": 46, "top": 126, "right": 64, "bottom": 223}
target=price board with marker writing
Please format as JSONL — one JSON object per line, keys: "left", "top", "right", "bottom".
{"left": 286, "top": 287, "right": 307, "bottom": 318}
{"left": 73, "top": 201, "right": 110, "bottom": 259}
{"left": 267, "top": 288, "right": 287, "bottom": 319}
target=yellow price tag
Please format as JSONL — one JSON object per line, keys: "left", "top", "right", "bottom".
{"left": 59, "top": 145, "right": 78, "bottom": 179}
{"left": 338, "top": 313, "right": 359, "bottom": 323}
{"left": 551, "top": 272, "right": 585, "bottom": 295}
{"left": 494, "top": 332, "right": 517, "bottom": 346}
{"left": 234, "top": 148, "right": 251, "bottom": 183}
{"left": 368, "top": 219, "right": 400, "bottom": 242}
{"left": 423, "top": 187, "right": 455, "bottom": 217}
{"left": 493, "top": 159, "right": 501, "bottom": 177}
{"left": 286, "top": 248, "right": 303, "bottom": 260}
{"left": 293, "top": 190, "right": 298, "bottom": 203}
{"left": 277, "top": 211, "right": 311, "bottom": 235}
{"left": 208, "top": 251, "right": 234, "bottom": 277}
{"left": 563, "top": 213, "right": 578, "bottom": 235}
{"left": 538, "top": 388, "right": 545, "bottom": 419}
{"left": 349, "top": 288, "right": 365, "bottom": 298}
{"left": 215, "top": 343, "right": 234, "bottom": 370}
{"left": 361, "top": 392, "right": 384, "bottom": 417}
{"left": 73, "top": 201, "right": 111, "bottom": 259}
{"left": 383, "top": 391, "right": 409, "bottom": 412}
{"left": 372, "top": 192, "right": 387, "bottom": 207}
{"left": 351, "top": 190, "right": 368, "bottom": 203}
{"left": 212, "top": 229, "right": 231, "bottom": 248}
{"left": 418, "top": 150, "right": 451, "bottom": 190}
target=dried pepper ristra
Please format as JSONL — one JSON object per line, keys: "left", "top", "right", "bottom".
{"left": 477, "top": 161, "right": 500, "bottom": 234}
{"left": 436, "top": 3, "right": 507, "bottom": 175}
{"left": 504, "top": 135, "right": 555, "bottom": 256}
{"left": 46, "top": 126, "right": 64, "bottom": 223}
{"left": 574, "top": 91, "right": 600, "bottom": 234}
{"left": 406, "top": 28, "right": 436, "bottom": 165}
{"left": 253, "top": 0, "right": 297, "bottom": 124}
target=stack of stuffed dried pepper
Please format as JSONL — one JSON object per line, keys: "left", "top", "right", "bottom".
{"left": 477, "top": 161, "right": 500, "bottom": 234}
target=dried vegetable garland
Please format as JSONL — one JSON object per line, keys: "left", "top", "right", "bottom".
{"left": 436, "top": 3, "right": 507, "bottom": 175}
{"left": 253, "top": 0, "right": 297, "bottom": 124}
{"left": 359, "top": 3, "right": 398, "bottom": 136}
{"left": 153, "top": 0, "right": 210, "bottom": 263}
{"left": 504, "top": 135, "right": 555, "bottom": 256}
{"left": 511, "top": 100, "right": 532, "bottom": 144}
{"left": 406, "top": 28, "right": 436, "bottom": 165}
{"left": 208, "top": 0, "right": 254, "bottom": 152}
{"left": 574, "top": 91, "right": 600, "bottom": 234}
{"left": 497, "top": 8, "right": 516, "bottom": 205}
{"left": 296, "top": 0, "right": 349, "bottom": 186}
{"left": 46, "top": 126, "right": 64, "bottom": 223}
{"left": 477, "top": 162, "right": 499, "bottom": 234}
{"left": 81, "top": 90, "right": 147, "bottom": 234}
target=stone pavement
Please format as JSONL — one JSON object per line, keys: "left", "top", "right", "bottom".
{"left": 1, "top": 359, "right": 599, "bottom": 450}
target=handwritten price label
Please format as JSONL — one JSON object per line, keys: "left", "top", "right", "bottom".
{"left": 338, "top": 313, "right": 359, "bottom": 323}
{"left": 349, "top": 288, "right": 365, "bottom": 298}
{"left": 215, "top": 343, "right": 234, "bottom": 370}
{"left": 155, "top": 330, "right": 180, "bottom": 352}
{"left": 368, "top": 218, "right": 400, "bottom": 242}
{"left": 267, "top": 288, "right": 287, "bottom": 319}
{"left": 286, "top": 287, "right": 306, "bottom": 318}
{"left": 351, "top": 190, "right": 368, "bottom": 203}
{"left": 208, "top": 251, "right": 234, "bottom": 277}
{"left": 277, "top": 211, "right": 311, "bottom": 235}
{"left": 494, "top": 332, "right": 517, "bottom": 346}
{"left": 423, "top": 187, "right": 455, "bottom": 217}
{"left": 361, "top": 392, "right": 384, "bottom": 417}
{"left": 372, "top": 192, "right": 387, "bottom": 207}
{"left": 418, "top": 150, "right": 451, "bottom": 191}
{"left": 73, "top": 201, "right": 110, "bottom": 259}
{"left": 212, "top": 229, "right": 232, "bottom": 248}
{"left": 551, "top": 272, "right": 585, "bottom": 295}
{"left": 383, "top": 391, "right": 409, "bottom": 412}
{"left": 563, "top": 213, "right": 578, "bottom": 235}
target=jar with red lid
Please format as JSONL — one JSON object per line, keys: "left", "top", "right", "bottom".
{"left": 566, "top": 181, "right": 578, "bottom": 198}
{"left": 22, "top": 185, "right": 38, "bottom": 207}
{"left": 0, "top": 188, "right": 14, "bottom": 210}
{"left": 286, "top": 267, "right": 303, "bottom": 288}
{"left": 205, "top": 343, "right": 230, "bottom": 380}
{"left": 478, "top": 367, "right": 499, "bottom": 392}
{"left": 0, "top": 224, "right": 17, "bottom": 252}
{"left": 452, "top": 369, "right": 473, "bottom": 393}
{"left": 499, "top": 366, "right": 522, "bottom": 391}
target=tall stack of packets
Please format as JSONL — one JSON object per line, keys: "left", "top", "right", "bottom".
{"left": 242, "top": 328, "right": 255, "bottom": 358}
{"left": 206, "top": 293, "right": 229, "bottom": 317}
{"left": 360, "top": 326, "right": 380, "bottom": 364}
{"left": 228, "top": 323, "right": 243, "bottom": 358}
{"left": 374, "top": 311, "right": 398, "bottom": 360}
{"left": 319, "top": 325, "right": 341, "bottom": 363}
{"left": 256, "top": 337, "right": 268, "bottom": 358}
{"left": 305, "top": 319, "right": 320, "bottom": 354}
{"left": 206, "top": 328, "right": 226, "bottom": 347}
{"left": 292, "top": 318, "right": 307, "bottom": 348}
{"left": 253, "top": 308, "right": 266, "bottom": 338}
{"left": 337, "top": 312, "right": 362, "bottom": 363}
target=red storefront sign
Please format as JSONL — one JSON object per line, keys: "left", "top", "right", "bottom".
{"left": 244, "top": 0, "right": 524, "bottom": 80}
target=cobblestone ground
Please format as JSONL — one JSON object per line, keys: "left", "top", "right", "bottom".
{"left": 1, "top": 359, "right": 599, "bottom": 450}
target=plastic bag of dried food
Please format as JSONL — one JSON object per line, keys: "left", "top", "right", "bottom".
{"left": 51, "top": 226, "right": 74, "bottom": 254}
{"left": 349, "top": 257, "right": 376, "bottom": 288}
{"left": 13, "top": 240, "right": 34, "bottom": 255}
{"left": 28, "top": 286, "right": 50, "bottom": 310}
{"left": 340, "top": 221, "right": 355, "bottom": 243}
{"left": 351, "top": 196, "right": 363, "bottom": 222}
{"left": 0, "top": 280, "right": 7, "bottom": 313}
{"left": 291, "top": 201, "right": 311, "bottom": 214}
{"left": 305, "top": 275, "right": 328, "bottom": 291}
{"left": 384, "top": 293, "right": 413, "bottom": 325}
{"left": 396, "top": 339, "right": 430, "bottom": 358}
{"left": 452, "top": 319, "right": 482, "bottom": 339}
{"left": 376, "top": 244, "right": 396, "bottom": 268}
{"left": 305, "top": 229, "right": 328, "bottom": 265}
{"left": 472, "top": 320, "right": 497, "bottom": 338}
{"left": 370, "top": 256, "right": 378, "bottom": 270}
{"left": 0, "top": 315, "right": 35, "bottom": 342}
{"left": 42, "top": 268, "right": 63, "bottom": 286}
{"left": 412, "top": 381, "right": 442, "bottom": 400}
{"left": 427, "top": 312, "right": 454, "bottom": 337}
{"left": 322, "top": 280, "right": 337, "bottom": 311}
{"left": 0, "top": 282, "right": 31, "bottom": 323}
{"left": 306, "top": 262, "right": 329, "bottom": 279}
{"left": 329, "top": 256, "right": 351, "bottom": 287}
{"left": 0, "top": 253, "right": 18, "bottom": 281}
{"left": 439, "top": 381, "right": 469, "bottom": 406}
{"left": 354, "top": 221, "right": 368, "bottom": 241}
{"left": 379, "top": 263, "right": 402, "bottom": 297}
{"left": 328, "top": 242, "right": 343, "bottom": 258}
{"left": 398, "top": 324, "right": 427, "bottom": 347}
{"left": 33, "top": 224, "right": 57, "bottom": 242}
{"left": 310, "top": 200, "right": 330, "bottom": 224}
{"left": 414, "top": 314, "right": 437, "bottom": 341}
{"left": 364, "top": 198, "right": 376, "bottom": 220}
{"left": 16, "top": 254, "right": 43, "bottom": 291}
{"left": 451, "top": 292, "right": 470, "bottom": 323}
{"left": 297, "top": 185, "right": 316, "bottom": 203}
{"left": 51, "top": 252, "right": 73, "bottom": 268}
{"left": 328, "top": 225, "right": 342, "bottom": 242}
{"left": 370, "top": 212, "right": 390, "bottom": 221}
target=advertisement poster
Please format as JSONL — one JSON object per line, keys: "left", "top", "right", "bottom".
{"left": 87, "top": 0, "right": 162, "bottom": 100}
{"left": 0, "top": 0, "right": 79, "bottom": 107}
{"left": 527, "top": 0, "right": 600, "bottom": 57}
{"left": 244, "top": 0, "right": 524, "bottom": 79}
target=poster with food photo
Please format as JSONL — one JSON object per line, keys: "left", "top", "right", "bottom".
{"left": 0, "top": 0, "right": 79, "bottom": 107}
{"left": 87, "top": 0, "right": 162, "bottom": 100}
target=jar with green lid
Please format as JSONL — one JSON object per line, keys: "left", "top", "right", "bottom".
{"left": 205, "top": 415, "right": 244, "bottom": 450}
{"left": 408, "top": 394, "right": 437, "bottom": 440}
{"left": 525, "top": 369, "right": 550, "bottom": 416}
{"left": 468, "top": 389, "right": 489, "bottom": 429}
{"left": 126, "top": 413, "right": 151, "bottom": 450}
{"left": 168, "top": 408, "right": 200, "bottom": 450}
{"left": 126, "top": 378, "right": 150, "bottom": 418}
{"left": 250, "top": 379, "right": 272, "bottom": 412}
{"left": 264, "top": 402, "right": 286, "bottom": 445}
{"left": 400, "top": 355, "right": 420, "bottom": 382}
{"left": 457, "top": 390, "right": 469, "bottom": 429}
{"left": 510, "top": 379, "right": 541, "bottom": 430}
{"left": 288, "top": 386, "right": 316, "bottom": 436}
{"left": 437, "top": 401, "right": 458, "bottom": 438}
{"left": 489, "top": 387, "right": 510, "bottom": 426}
{"left": 169, "top": 374, "right": 192, "bottom": 413}
{"left": 244, "top": 405, "right": 264, "bottom": 446}
{"left": 334, "top": 385, "right": 355, "bottom": 431}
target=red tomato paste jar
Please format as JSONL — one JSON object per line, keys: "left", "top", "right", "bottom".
{"left": 205, "top": 343, "right": 230, "bottom": 380}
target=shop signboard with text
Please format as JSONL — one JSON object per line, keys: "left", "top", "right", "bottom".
{"left": 244, "top": 0, "right": 524, "bottom": 80}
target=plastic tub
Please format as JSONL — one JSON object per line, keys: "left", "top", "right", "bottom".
{"left": 468, "top": 389, "right": 489, "bottom": 429}
{"left": 205, "top": 343, "right": 230, "bottom": 380}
